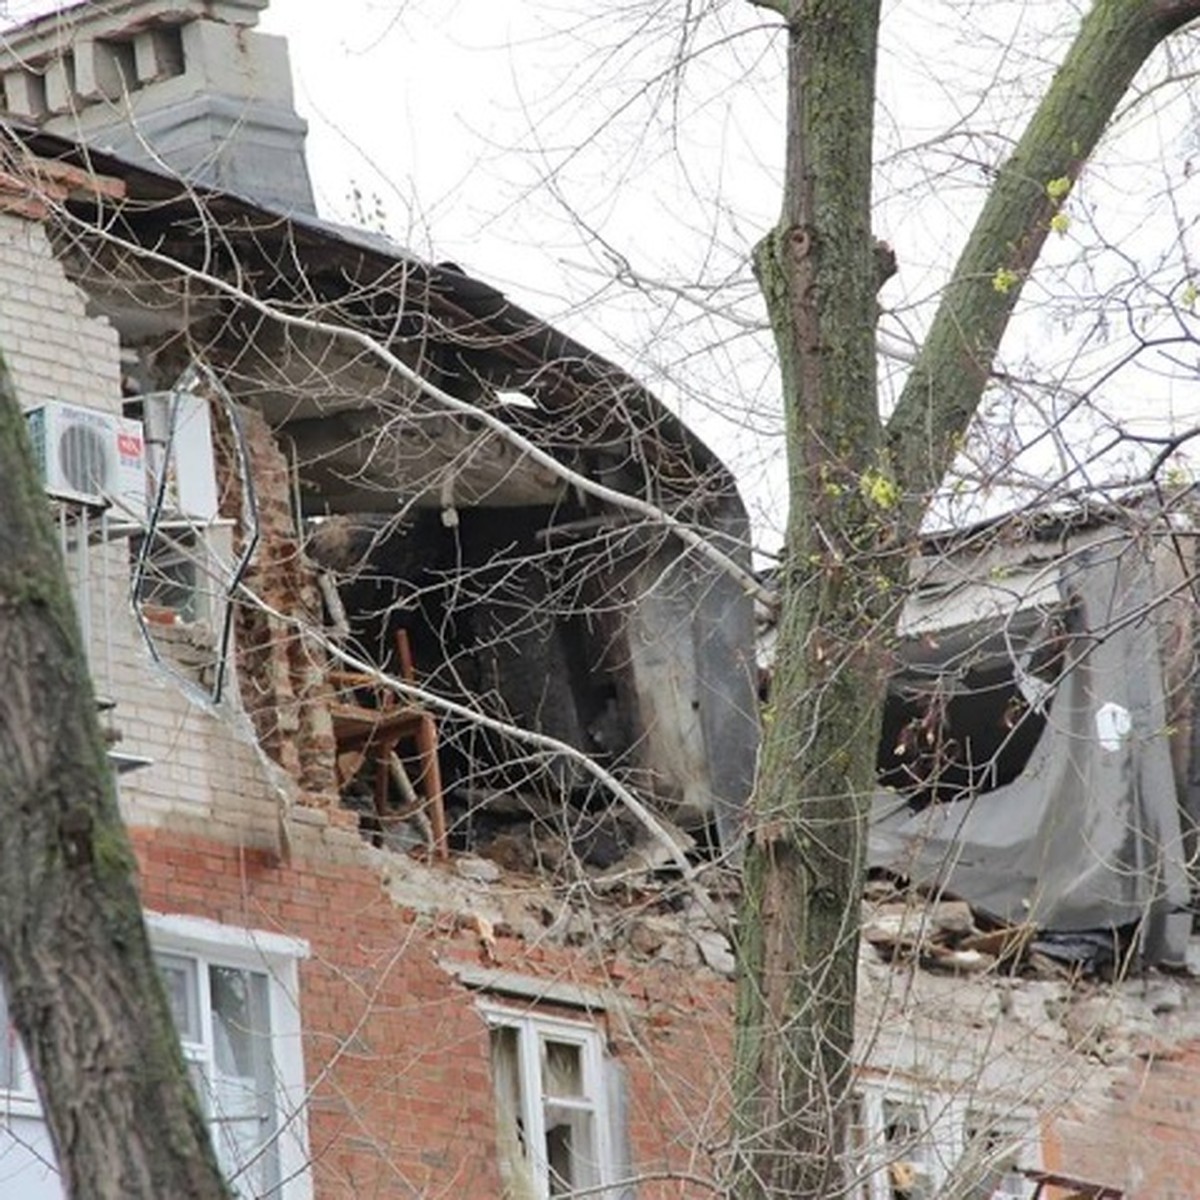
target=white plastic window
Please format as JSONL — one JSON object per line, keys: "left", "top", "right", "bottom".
{"left": 851, "top": 1088, "right": 1037, "bottom": 1200}
{"left": 0, "top": 916, "right": 311, "bottom": 1200}
{"left": 156, "top": 953, "right": 280, "bottom": 1196}
{"left": 148, "top": 914, "right": 312, "bottom": 1200}
{"left": 485, "top": 1006, "right": 615, "bottom": 1200}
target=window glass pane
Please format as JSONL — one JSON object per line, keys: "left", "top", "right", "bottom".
{"left": 490, "top": 1026, "right": 535, "bottom": 1197}
{"left": 542, "top": 1038, "right": 598, "bottom": 1194}
{"left": 132, "top": 529, "right": 200, "bottom": 621}
{"left": 208, "top": 965, "right": 279, "bottom": 1198}
{"left": 0, "top": 986, "right": 20, "bottom": 1092}
{"left": 155, "top": 953, "right": 202, "bottom": 1045}
{"left": 541, "top": 1038, "right": 584, "bottom": 1099}
{"left": 545, "top": 1104, "right": 598, "bottom": 1196}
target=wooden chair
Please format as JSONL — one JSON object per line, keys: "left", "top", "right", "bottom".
{"left": 328, "top": 629, "right": 447, "bottom": 859}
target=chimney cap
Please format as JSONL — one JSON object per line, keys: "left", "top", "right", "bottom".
{"left": 2, "top": 0, "right": 269, "bottom": 53}
{"left": 0, "top": 0, "right": 314, "bottom": 215}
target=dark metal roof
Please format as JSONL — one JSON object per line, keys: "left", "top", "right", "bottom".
{"left": 5, "top": 123, "right": 738, "bottom": 511}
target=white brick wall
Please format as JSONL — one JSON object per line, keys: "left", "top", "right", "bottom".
{"left": 0, "top": 211, "right": 285, "bottom": 847}
{"left": 0, "top": 217, "right": 121, "bottom": 412}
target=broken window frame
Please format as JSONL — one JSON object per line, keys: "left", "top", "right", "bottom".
{"left": 0, "top": 918, "right": 311, "bottom": 1200}
{"left": 849, "top": 1086, "right": 1039, "bottom": 1200}
{"left": 880, "top": 1095, "right": 945, "bottom": 1199}
{"left": 482, "top": 1004, "right": 616, "bottom": 1200}
{"left": 128, "top": 367, "right": 259, "bottom": 706}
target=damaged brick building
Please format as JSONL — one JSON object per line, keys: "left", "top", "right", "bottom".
{"left": 3, "top": 2, "right": 1200, "bottom": 1199}
{"left": 0, "top": 3, "right": 754, "bottom": 1197}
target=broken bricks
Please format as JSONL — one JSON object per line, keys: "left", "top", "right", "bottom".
{"left": 863, "top": 895, "right": 1046, "bottom": 976}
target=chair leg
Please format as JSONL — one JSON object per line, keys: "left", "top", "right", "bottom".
{"left": 416, "top": 714, "right": 447, "bottom": 859}
{"left": 394, "top": 628, "right": 448, "bottom": 860}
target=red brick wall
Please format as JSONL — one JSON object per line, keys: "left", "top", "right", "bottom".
{"left": 134, "top": 824, "right": 1200, "bottom": 1200}
{"left": 214, "top": 404, "right": 339, "bottom": 805}
{"left": 130, "top": 828, "right": 732, "bottom": 1199}
{"left": 1041, "top": 1042, "right": 1200, "bottom": 1200}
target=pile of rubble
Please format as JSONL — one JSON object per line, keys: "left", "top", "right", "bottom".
{"left": 862, "top": 881, "right": 1132, "bottom": 980}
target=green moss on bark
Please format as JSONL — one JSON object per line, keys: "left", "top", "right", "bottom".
{"left": 0, "top": 347, "right": 231, "bottom": 1198}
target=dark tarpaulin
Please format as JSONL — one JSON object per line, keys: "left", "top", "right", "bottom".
{"left": 869, "top": 534, "right": 1191, "bottom": 965}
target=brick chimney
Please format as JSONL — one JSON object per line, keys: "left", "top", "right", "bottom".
{"left": 0, "top": 0, "right": 315, "bottom": 214}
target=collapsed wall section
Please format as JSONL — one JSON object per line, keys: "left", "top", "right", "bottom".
{"left": 870, "top": 525, "right": 1196, "bottom": 967}
{"left": 307, "top": 499, "right": 757, "bottom": 867}
{"left": 213, "top": 401, "right": 339, "bottom": 805}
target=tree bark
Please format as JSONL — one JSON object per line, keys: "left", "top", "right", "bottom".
{"left": 732, "top": 3, "right": 886, "bottom": 1197}
{"left": 734, "top": 2, "right": 1200, "bottom": 1198}
{"left": 0, "top": 353, "right": 230, "bottom": 1198}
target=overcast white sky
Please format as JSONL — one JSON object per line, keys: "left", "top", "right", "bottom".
{"left": 6, "top": 0, "right": 1200, "bottom": 542}
{"left": 261, "top": 1, "right": 1200, "bottom": 538}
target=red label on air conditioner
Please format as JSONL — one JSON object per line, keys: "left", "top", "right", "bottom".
{"left": 117, "top": 431, "right": 143, "bottom": 459}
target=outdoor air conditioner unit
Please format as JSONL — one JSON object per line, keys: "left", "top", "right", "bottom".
{"left": 25, "top": 400, "right": 146, "bottom": 521}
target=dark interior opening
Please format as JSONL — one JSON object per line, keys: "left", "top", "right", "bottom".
{"left": 310, "top": 504, "right": 653, "bottom": 865}
{"left": 876, "top": 609, "right": 1068, "bottom": 810}
{"left": 877, "top": 669, "right": 1049, "bottom": 809}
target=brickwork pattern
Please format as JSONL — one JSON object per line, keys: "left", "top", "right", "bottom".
{"left": 131, "top": 827, "right": 732, "bottom": 1199}
{"left": 216, "top": 401, "right": 339, "bottom": 803}
{"left": 0, "top": 209, "right": 283, "bottom": 845}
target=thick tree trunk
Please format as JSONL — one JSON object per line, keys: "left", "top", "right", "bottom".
{"left": 0, "top": 355, "right": 230, "bottom": 1198}
{"left": 732, "top": 4, "right": 886, "bottom": 1198}
{"left": 734, "top": 2, "right": 1200, "bottom": 1198}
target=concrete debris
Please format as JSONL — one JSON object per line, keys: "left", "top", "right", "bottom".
{"left": 474, "top": 831, "right": 539, "bottom": 875}
{"left": 960, "top": 924, "right": 1037, "bottom": 961}
{"left": 862, "top": 894, "right": 1070, "bottom": 978}
{"left": 608, "top": 823, "right": 697, "bottom": 875}
{"left": 556, "top": 909, "right": 596, "bottom": 947}
{"left": 628, "top": 916, "right": 677, "bottom": 957}
{"left": 1145, "top": 980, "right": 1184, "bottom": 1015}
{"left": 471, "top": 913, "right": 498, "bottom": 962}
{"left": 863, "top": 899, "right": 980, "bottom": 952}
{"left": 1063, "top": 994, "right": 1136, "bottom": 1063}
{"left": 694, "top": 929, "right": 736, "bottom": 977}
{"left": 456, "top": 855, "right": 502, "bottom": 884}
{"left": 932, "top": 947, "right": 991, "bottom": 974}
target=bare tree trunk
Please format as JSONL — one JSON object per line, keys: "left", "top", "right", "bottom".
{"left": 733, "top": 2, "right": 1200, "bottom": 1197}
{"left": 0, "top": 353, "right": 229, "bottom": 1198}
{"left": 732, "top": 4, "right": 886, "bottom": 1197}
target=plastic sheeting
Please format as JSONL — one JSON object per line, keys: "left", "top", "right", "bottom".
{"left": 870, "top": 533, "right": 1192, "bottom": 965}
